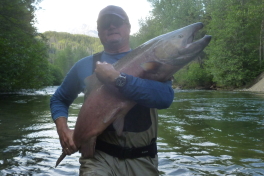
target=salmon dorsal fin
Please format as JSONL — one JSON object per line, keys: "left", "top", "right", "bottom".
{"left": 140, "top": 61, "right": 162, "bottom": 73}
{"left": 113, "top": 116, "right": 125, "bottom": 136}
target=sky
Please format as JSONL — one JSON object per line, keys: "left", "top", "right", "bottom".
{"left": 34, "top": 0, "right": 153, "bottom": 35}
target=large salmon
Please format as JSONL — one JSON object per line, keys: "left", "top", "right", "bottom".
{"left": 55, "top": 22, "right": 211, "bottom": 167}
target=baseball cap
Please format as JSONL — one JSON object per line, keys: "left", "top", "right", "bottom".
{"left": 97, "top": 5, "right": 130, "bottom": 23}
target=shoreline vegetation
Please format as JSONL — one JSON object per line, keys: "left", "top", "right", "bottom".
{"left": 0, "top": 0, "right": 263, "bottom": 92}
{"left": 173, "top": 72, "right": 264, "bottom": 92}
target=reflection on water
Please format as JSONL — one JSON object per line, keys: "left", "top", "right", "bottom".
{"left": 0, "top": 87, "right": 263, "bottom": 175}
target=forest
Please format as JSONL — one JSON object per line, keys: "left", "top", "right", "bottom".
{"left": 43, "top": 31, "right": 103, "bottom": 85}
{"left": 0, "top": 0, "right": 263, "bottom": 91}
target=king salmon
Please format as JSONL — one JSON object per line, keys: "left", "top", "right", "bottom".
{"left": 55, "top": 22, "right": 211, "bottom": 167}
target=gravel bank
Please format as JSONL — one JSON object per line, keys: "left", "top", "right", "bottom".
{"left": 247, "top": 72, "right": 264, "bottom": 92}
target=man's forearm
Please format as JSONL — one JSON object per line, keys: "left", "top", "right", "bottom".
{"left": 120, "top": 75, "right": 174, "bottom": 109}
{"left": 93, "top": 61, "right": 174, "bottom": 109}
{"left": 55, "top": 117, "right": 69, "bottom": 131}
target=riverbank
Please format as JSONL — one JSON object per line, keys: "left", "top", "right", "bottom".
{"left": 244, "top": 72, "right": 264, "bottom": 92}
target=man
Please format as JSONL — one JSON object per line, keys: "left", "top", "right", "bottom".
{"left": 50, "top": 5, "right": 174, "bottom": 175}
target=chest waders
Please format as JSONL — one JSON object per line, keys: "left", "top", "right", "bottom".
{"left": 90, "top": 52, "right": 158, "bottom": 159}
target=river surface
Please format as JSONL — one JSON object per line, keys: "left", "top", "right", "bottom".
{"left": 0, "top": 87, "right": 263, "bottom": 176}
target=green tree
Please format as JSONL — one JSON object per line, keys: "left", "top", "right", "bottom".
{"left": 43, "top": 31, "right": 103, "bottom": 79}
{"left": 132, "top": 0, "right": 264, "bottom": 89}
{"left": 0, "top": 0, "right": 52, "bottom": 91}
{"left": 132, "top": 0, "right": 208, "bottom": 48}
{"left": 173, "top": 61, "right": 213, "bottom": 89}
{"left": 132, "top": 0, "right": 209, "bottom": 47}
{"left": 48, "top": 64, "right": 63, "bottom": 85}
{"left": 205, "top": 0, "right": 264, "bottom": 88}
{"left": 131, "top": 17, "right": 163, "bottom": 48}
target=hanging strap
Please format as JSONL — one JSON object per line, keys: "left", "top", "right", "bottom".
{"left": 92, "top": 52, "right": 103, "bottom": 72}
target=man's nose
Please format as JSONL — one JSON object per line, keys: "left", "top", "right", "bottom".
{"left": 108, "top": 23, "right": 117, "bottom": 29}
{"left": 109, "top": 23, "right": 116, "bottom": 28}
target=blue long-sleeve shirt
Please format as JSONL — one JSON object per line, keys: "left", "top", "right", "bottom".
{"left": 50, "top": 51, "right": 174, "bottom": 121}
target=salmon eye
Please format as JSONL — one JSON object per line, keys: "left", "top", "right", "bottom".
{"left": 178, "top": 34, "right": 183, "bottom": 38}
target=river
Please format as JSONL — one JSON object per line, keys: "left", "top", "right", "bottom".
{"left": 0, "top": 87, "right": 263, "bottom": 175}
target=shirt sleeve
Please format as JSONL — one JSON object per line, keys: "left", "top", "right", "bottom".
{"left": 119, "top": 74, "right": 174, "bottom": 109}
{"left": 50, "top": 63, "right": 82, "bottom": 121}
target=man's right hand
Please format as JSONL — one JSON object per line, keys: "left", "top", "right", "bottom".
{"left": 94, "top": 61, "right": 120, "bottom": 85}
{"left": 55, "top": 117, "right": 78, "bottom": 155}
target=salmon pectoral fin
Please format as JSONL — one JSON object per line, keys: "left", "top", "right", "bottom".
{"left": 102, "top": 106, "right": 124, "bottom": 136}
{"left": 113, "top": 116, "right": 125, "bottom": 136}
{"left": 140, "top": 61, "right": 162, "bottom": 73}
{"left": 80, "top": 137, "right": 97, "bottom": 158}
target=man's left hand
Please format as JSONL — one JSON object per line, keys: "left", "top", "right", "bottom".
{"left": 94, "top": 61, "right": 119, "bottom": 85}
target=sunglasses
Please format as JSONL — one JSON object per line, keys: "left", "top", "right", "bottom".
{"left": 98, "top": 15, "right": 127, "bottom": 30}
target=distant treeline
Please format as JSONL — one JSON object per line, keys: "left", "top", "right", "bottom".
{"left": 43, "top": 31, "right": 103, "bottom": 85}
{"left": 0, "top": 0, "right": 263, "bottom": 91}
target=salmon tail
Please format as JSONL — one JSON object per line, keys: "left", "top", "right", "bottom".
{"left": 55, "top": 152, "right": 66, "bottom": 168}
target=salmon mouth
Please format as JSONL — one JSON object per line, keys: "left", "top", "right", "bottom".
{"left": 187, "top": 34, "right": 194, "bottom": 45}
{"left": 186, "top": 22, "right": 203, "bottom": 46}
{"left": 181, "top": 35, "right": 212, "bottom": 57}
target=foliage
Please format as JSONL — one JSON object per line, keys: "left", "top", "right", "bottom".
{"left": 131, "top": 0, "right": 207, "bottom": 48}
{"left": 48, "top": 64, "right": 64, "bottom": 86}
{"left": 131, "top": 0, "right": 209, "bottom": 50}
{"left": 131, "top": 17, "right": 164, "bottom": 48}
{"left": 43, "top": 32, "right": 103, "bottom": 80}
{"left": 205, "top": 0, "right": 264, "bottom": 88}
{"left": 148, "top": 0, "right": 206, "bottom": 30}
{"left": 43, "top": 31, "right": 103, "bottom": 56}
{"left": 173, "top": 61, "right": 213, "bottom": 89}
{"left": 132, "top": 0, "right": 264, "bottom": 89}
{"left": 0, "top": 0, "right": 52, "bottom": 91}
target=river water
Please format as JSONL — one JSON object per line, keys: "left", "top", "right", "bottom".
{"left": 0, "top": 87, "right": 263, "bottom": 175}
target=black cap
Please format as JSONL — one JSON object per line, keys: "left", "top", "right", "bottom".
{"left": 97, "top": 5, "right": 129, "bottom": 22}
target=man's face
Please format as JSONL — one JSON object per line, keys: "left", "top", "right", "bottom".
{"left": 97, "top": 15, "right": 130, "bottom": 51}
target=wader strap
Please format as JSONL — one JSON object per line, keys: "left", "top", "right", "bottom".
{"left": 95, "top": 138, "right": 157, "bottom": 159}
{"left": 93, "top": 52, "right": 103, "bottom": 72}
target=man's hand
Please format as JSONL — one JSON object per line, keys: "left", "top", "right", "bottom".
{"left": 55, "top": 117, "right": 78, "bottom": 155}
{"left": 94, "top": 61, "right": 119, "bottom": 85}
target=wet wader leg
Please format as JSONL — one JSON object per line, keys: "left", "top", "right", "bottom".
{"left": 79, "top": 152, "right": 116, "bottom": 176}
